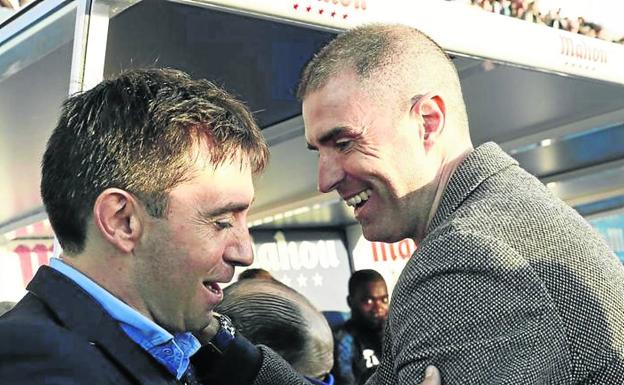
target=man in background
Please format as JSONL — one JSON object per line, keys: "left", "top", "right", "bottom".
{"left": 216, "top": 278, "right": 334, "bottom": 385}
{"left": 0, "top": 68, "right": 303, "bottom": 385}
{"left": 332, "top": 270, "right": 388, "bottom": 385}
{"left": 299, "top": 23, "right": 624, "bottom": 384}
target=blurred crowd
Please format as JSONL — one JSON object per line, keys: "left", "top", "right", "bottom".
{"left": 460, "top": 0, "right": 624, "bottom": 44}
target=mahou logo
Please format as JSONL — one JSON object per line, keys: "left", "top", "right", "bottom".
{"left": 560, "top": 35, "right": 607, "bottom": 67}
{"left": 253, "top": 231, "right": 341, "bottom": 271}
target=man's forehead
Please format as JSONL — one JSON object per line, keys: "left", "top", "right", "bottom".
{"left": 359, "top": 280, "right": 387, "bottom": 291}
{"left": 190, "top": 142, "right": 249, "bottom": 167}
{"left": 303, "top": 97, "right": 368, "bottom": 148}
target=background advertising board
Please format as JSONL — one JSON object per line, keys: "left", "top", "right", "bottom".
{"left": 346, "top": 224, "right": 416, "bottom": 295}
{"left": 241, "top": 229, "right": 352, "bottom": 312}
{"left": 0, "top": 241, "right": 53, "bottom": 302}
{"left": 589, "top": 211, "right": 624, "bottom": 262}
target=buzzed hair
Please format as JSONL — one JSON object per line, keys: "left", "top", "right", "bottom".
{"left": 216, "top": 279, "right": 333, "bottom": 379}
{"left": 297, "top": 23, "right": 468, "bottom": 127}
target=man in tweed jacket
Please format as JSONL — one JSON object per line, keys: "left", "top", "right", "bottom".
{"left": 298, "top": 23, "right": 624, "bottom": 385}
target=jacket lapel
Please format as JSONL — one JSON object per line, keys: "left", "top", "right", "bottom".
{"left": 27, "top": 266, "right": 177, "bottom": 385}
{"left": 428, "top": 142, "right": 518, "bottom": 233}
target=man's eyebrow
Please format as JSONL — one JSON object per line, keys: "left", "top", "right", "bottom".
{"left": 198, "top": 199, "right": 254, "bottom": 219}
{"left": 306, "top": 127, "right": 347, "bottom": 151}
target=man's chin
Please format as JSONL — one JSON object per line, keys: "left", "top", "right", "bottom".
{"left": 365, "top": 319, "right": 386, "bottom": 331}
{"left": 187, "top": 312, "right": 214, "bottom": 334}
{"left": 362, "top": 225, "right": 401, "bottom": 244}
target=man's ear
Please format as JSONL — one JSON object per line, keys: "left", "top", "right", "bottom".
{"left": 411, "top": 92, "right": 446, "bottom": 151}
{"left": 347, "top": 295, "right": 353, "bottom": 309}
{"left": 93, "top": 188, "right": 143, "bottom": 254}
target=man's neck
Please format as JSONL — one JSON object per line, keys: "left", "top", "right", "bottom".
{"left": 61, "top": 253, "right": 148, "bottom": 321}
{"left": 422, "top": 145, "right": 473, "bottom": 240}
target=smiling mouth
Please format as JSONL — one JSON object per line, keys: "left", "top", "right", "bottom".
{"left": 345, "top": 189, "right": 372, "bottom": 208}
{"left": 203, "top": 281, "right": 222, "bottom": 296}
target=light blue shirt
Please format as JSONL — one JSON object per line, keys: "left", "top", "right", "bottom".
{"left": 49, "top": 258, "right": 201, "bottom": 379}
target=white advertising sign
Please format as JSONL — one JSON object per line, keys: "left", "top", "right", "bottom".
{"left": 241, "top": 229, "right": 352, "bottom": 311}
{"left": 346, "top": 224, "right": 416, "bottom": 295}
{"left": 0, "top": 242, "right": 53, "bottom": 302}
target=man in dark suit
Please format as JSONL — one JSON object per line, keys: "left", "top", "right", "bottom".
{"left": 299, "top": 23, "right": 624, "bottom": 384}
{"left": 0, "top": 68, "right": 306, "bottom": 385}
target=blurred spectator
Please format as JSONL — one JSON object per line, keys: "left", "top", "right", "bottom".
{"left": 216, "top": 278, "right": 334, "bottom": 385}
{"left": 460, "top": 0, "right": 623, "bottom": 44}
{"left": 0, "top": 302, "right": 15, "bottom": 317}
{"left": 499, "top": 0, "right": 512, "bottom": 16}
{"left": 523, "top": 0, "right": 540, "bottom": 24}
{"left": 237, "top": 268, "right": 274, "bottom": 281}
{"left": 332, "top": 270, "right": 389, "bottom": 385}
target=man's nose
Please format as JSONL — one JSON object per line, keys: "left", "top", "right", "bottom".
{"left": 317, "top": 154, "right": 344, "bottom": 193}
{"left": 223, "top": 226, "right": 253, "bottom": 267}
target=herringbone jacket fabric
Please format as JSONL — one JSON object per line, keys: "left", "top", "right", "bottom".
{"left": 367, "top": 142, "right": 624, "bottom": 385}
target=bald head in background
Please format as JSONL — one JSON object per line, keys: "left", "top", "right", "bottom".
{"left": 237, "top": 268, "right": 274, "bottom": 281}
{"left": 216, "top": 278, "right": 333, "bottom": 380}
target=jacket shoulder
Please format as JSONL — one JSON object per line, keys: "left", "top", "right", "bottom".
{"left": 0, "top": 295, "right": 116, "bottom": 385}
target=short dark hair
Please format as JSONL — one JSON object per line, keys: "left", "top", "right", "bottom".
{"left": 348, "top": 269, "right": 385, "bottom": 296}
{"left": 297, "top": 24, "right": 452, "bottom": 100}
{"left": 297, "top": 24, "right": 468, "bottom": 128}
{"left": 216, "top": 279, "right": 332, "bottom": 378}
{"left": 41, "top": 68, "right": 268, "bottom": 254}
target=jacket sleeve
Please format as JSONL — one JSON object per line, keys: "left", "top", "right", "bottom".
{"left": 387, "top": 231, "right": 572, "bottom": 385}
{"left": 192, "top": 334, "right": 312, "bottom": 385}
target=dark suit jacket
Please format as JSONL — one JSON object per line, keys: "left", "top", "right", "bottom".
{"left": 0, "top": 265, "right": 290, "bottom": 385}
{"left": 368, "top": 142, "right": 624, "bottom": 384}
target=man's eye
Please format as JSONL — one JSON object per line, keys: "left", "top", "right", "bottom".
{"left": 335, "top": 139, "right": 352, "bottom": 150}
{"left": 214, "top": 220, "right": 233, "bottom": 230}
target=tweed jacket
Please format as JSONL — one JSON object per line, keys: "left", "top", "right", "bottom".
{"left": 367, "top": 142, "right": 624, "bottom": 385}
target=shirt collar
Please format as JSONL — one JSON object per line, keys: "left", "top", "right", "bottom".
{"left": 49, "top": 258, "right": 200, "bottom": 379}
